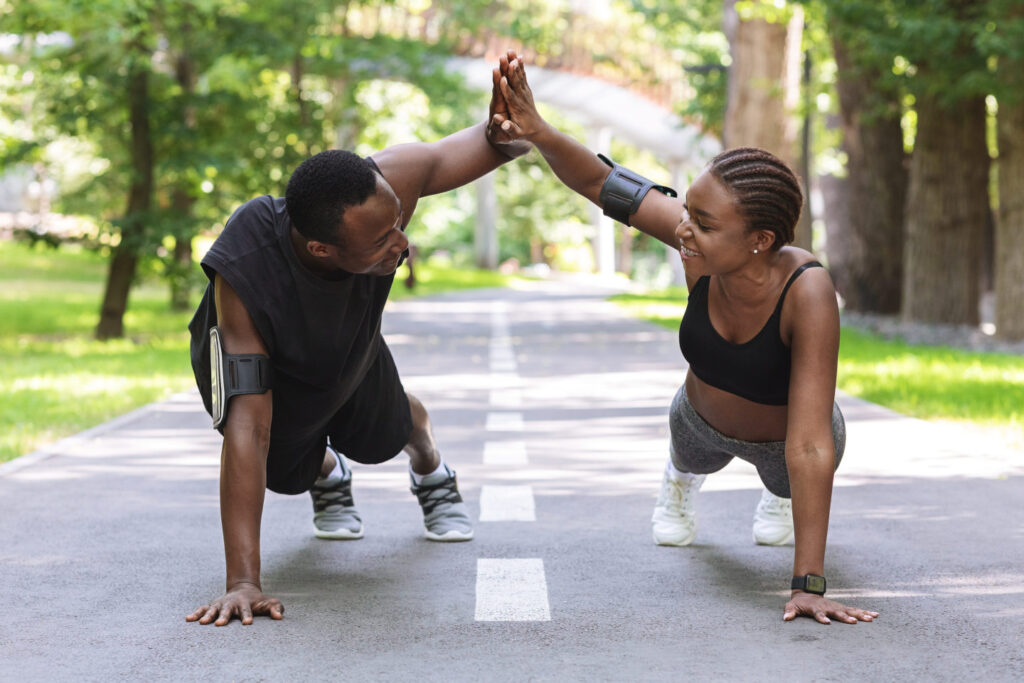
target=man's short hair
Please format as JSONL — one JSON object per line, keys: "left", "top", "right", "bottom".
{"left": 285, "top": 150, "right": 379, "bottom": 245}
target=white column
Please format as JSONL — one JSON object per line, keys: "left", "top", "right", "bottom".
{"left": 587, "top": 125, "right": 615, "bottom": 276}
{"left": 666, "top": 159, "right": 688, "bottom": 286}
{"left": 475, "top": 173, "right": 498, "bottom": 269}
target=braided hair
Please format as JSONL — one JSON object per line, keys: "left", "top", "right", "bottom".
{"left": 706, "top": 147, "right": 803, "bottom": 251}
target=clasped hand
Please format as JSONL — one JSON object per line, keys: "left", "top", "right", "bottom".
{"left": 487, "top": 49, "right": 544, "bottom": 145}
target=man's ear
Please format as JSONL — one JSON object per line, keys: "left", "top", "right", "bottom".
{"left": 306, "top": 240, "right": 333, "bottom": 259}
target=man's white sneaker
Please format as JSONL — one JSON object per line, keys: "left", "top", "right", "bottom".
{"left": 651, "top": 470, "right": 706, "bottom": 546}
{"left": 752, "top": 489, "right": 794, "bottom": 545}
{"left": 310, "top": 449, "right": 364, "bottom": 540}
{"left": 410, "top": 464, "right": 474, "bottom": 542}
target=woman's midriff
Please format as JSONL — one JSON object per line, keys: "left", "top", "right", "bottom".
{"left": 684, "top": 371, "right": 789, "bottom": 442}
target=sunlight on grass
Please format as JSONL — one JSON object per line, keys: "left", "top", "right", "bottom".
{"left": 0, "top": 240, "right": 522, "bottom": 463}
{"left": 610, "top": 288, "right": 1024, "bottom": 432}
{"left": 389, "top": 262, "right": 514, "bottom": 300}
{"left": 838, "top": 327, "right": 1024, "bottom": 429}
{"left": 608, "top": 287, "right": 688, "bottom": 329}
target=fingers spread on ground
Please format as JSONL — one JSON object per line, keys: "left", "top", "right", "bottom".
{"left": 214, "top": 606, "right": 233, "bottom": 626}
{"left": 186, "top": 605, "right": 209, "bottom": 622}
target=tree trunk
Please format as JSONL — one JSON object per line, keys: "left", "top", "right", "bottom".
{"left": 793, "top": 47, "right": 812, "bottom": 252}
{"left": 170, "top": 238, "right": 193, "bottom": 311}
{"left": 723, "top": 1, "right": 806, "bottom": 245}
{"left": 820, "top": 171, "right": 849, "bottom": 288}
{"left": 829, "top": 35, "right": 907, "bottom": 314}
{"left": 902, "top": 93, "right": 988, "bottom": 325}
{"left": 96, "top": 65, "right": 154, "bottom": 340}
{"left": 169, "top": 188, "right": 195, "bottom": 312}
{"left": 169, "top": 50, "right": 197, "bottom": 312}
{"left": 995, "top": 90, "right": 1024, "bottom": 340}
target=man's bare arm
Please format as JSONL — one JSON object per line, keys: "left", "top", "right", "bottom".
{"left": 185, "top": 274, "right": 282, "bottom": 627}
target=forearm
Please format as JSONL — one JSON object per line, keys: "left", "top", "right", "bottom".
{"left": 786, "top": 443, "right": 835, "bottom": 577}
{"left": 528, "top": 123, "right": 610, "bottom": 206}
{"left": 393, "top": 123, "right": 521, "bottom": 198}
{"left": 219, "top": 422, "right": 270, "bottom": 590}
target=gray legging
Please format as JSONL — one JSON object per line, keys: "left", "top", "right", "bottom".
{"left": 668, "top": 383, "right": 846, "bottom": 499}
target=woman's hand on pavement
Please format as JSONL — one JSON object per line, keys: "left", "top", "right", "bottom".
{"left": 784, "top": 591, "right": 879, "bottom": 625}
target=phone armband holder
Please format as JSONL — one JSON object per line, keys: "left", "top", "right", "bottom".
{"left": 209, "top": 326, "right": 273, "bottom": 429}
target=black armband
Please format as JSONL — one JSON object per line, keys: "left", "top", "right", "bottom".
{"left": 209, "top": 326, "right": 273, "bottom": 429}
{"left": 597, "top": 153, "right": 677, "bottom": 226}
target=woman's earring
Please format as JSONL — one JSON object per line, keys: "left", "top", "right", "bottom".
{"left": 752, "top": 249, "right": 759, "bottom": 254}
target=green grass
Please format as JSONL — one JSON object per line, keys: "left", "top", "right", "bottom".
{"left": 610, "top": 289, "right": 1024, "bottom": 432}
{"left": 837, "top": 327, "right": 1024, "bottom": 429}
{"left": 389, "top": 260, "right": 513, "bottom": 300}
{"left": 0, "top": 240, "right": 516, "bottom": 464}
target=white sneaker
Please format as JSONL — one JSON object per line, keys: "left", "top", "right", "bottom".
{"left": 752, "top": 489, "right": 794, "bottom": 545}
{"left": 310, "top": 448, "right": 364, "bottom": 540}
{"left": 651, "top": 470, "right": 706, "bottom": 546}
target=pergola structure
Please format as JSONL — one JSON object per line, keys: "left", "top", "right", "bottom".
{"left": 447, "top": 57, "right": 721, "bottom": 279}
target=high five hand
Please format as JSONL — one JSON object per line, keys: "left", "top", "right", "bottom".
{"left": 486, "top": 49, "right": 521, "bottom": 147}
{"left": 492, "top": 50, "right": 546, "bottom": 142}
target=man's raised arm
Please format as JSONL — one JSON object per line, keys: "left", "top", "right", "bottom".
{"left": 371, "top": 59, "right": 532, "bottom": 201}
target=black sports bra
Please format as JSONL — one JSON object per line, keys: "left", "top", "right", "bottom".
{"left": 678, "top": 262, "right": 823, "bottom": 406}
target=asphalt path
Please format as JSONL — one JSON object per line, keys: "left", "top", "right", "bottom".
{"left": 2, "top": 277, "right": 1022, "bottom": 681}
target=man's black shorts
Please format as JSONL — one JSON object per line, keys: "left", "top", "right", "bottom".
{"left": 265, "top": 342, "right": 413, "bottom": 495}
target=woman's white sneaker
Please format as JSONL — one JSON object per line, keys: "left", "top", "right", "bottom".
{"left": 752, "top": 489, "right": 794, "bottom": 545}
{"left": 651, "top": 470, "right": 706, "bottom": 546}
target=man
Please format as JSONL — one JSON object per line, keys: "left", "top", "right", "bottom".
{"left": 186, "top": 74, "right": 527, "bottom": 626}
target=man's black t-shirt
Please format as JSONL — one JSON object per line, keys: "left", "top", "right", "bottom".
{"left": 188, "top": 195, "right": 396, "bottom": 441}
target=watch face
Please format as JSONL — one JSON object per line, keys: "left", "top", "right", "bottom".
{"left": 806, "top": 575, "right": 826, "bottom": 594}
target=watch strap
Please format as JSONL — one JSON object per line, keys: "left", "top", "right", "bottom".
{"left": 791, "top": 574, "right": 827, "bottom": 595}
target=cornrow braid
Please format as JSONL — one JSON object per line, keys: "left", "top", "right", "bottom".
{"left": 707, "top": 147, "right": 803, "bottom": 251}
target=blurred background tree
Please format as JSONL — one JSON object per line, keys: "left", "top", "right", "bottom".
{"left": 2, "top": 0, "right": 1024, "bottom": 340}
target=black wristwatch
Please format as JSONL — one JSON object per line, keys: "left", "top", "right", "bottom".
{"left": 791, "top": 574, "right": 827, "bottom": 595}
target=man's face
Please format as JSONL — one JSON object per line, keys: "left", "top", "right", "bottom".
{"left": 322, "top": 175, "right": 408, "bottom": 276}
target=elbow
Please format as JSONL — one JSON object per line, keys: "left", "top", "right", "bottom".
{"left": 785, "top": 440, "right": 833, "bottom": 471}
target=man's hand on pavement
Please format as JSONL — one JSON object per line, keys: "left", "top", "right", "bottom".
{"left": 186, "top": 581, "right": 284, "bottom": 626}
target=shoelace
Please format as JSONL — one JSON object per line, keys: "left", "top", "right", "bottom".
{"left": 412, "top": 474, "right": 463, "bottom": 515}
{"left": 660, "top": 478, "right": 696, "bottom": 513}
{"left": 312, "top": 477, "right": 354, "bottom": 511}
{"left": 762, "top": 495, "right": 791, "bottom": 515}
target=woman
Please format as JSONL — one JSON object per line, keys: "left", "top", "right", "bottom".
{"left": 492, "top": 51, "right": 877, "bottom": 625}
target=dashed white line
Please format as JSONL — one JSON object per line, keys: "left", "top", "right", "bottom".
{"left": 489, "top": 359, "right": 518, "bottom": 373}
{"left": 482, "top": 441, "right": 528, "bottom": 465}
{"left": 479, "top": 485, "right": 536, "bottom": 521}
{"left": 489, "top": 347, "right": 516, "bottom": 362}
{"left": 486, "top": 412, "right": 524, "bottom": 431}
{"left": 475, "top": 558, "right": 551, "bottom": 621}
{"left": 489, "top": 388, "right": 522, "bottom": 408}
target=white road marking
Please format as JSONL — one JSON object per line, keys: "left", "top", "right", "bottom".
{"left": 489, "top": 359, "right": 518, "bottom": 373}
{"left": 489, "top": 372, "right": 521, "bottom": 389}
{"left": 483, "top": 441, "right": 528, "bottom": 465}
{"left": 489, "top": 347, "right": 516, "bottom": 362}
{"left": 489, "top": 388, "right": 523, "bottom": 408}
{"left": 479, "top": 485, "right": 536, "bottom": 521}
{"left": 486, "top": 412, "right": 524, "bottom": 431}
{"left": 475, "top": 558, "right": 551, "bottom": 621}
